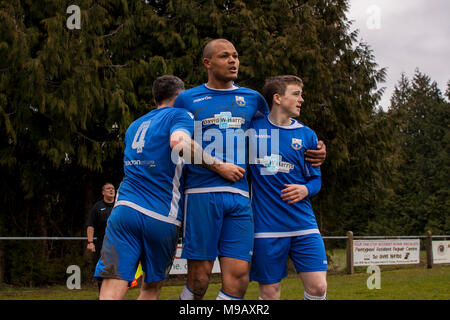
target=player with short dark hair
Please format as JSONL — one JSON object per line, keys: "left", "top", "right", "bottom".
{"left": 152, "top": 75, "right": 185, "bottom": 106}
{"left": 94, "top": 75, "right": 194, "bottom": 300}
{"left": 176, "top": 39, "right": 326, "bottom": 301}
{"left": 249, "top": 75, "right": 327, "bottom": 300}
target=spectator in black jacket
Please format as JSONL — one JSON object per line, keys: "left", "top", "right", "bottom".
{"left": 86, "top": 182, "right": 115, "bottom": 290}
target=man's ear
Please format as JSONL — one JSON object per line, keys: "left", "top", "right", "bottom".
{"left": 273, "top": 93, "right": 282, "bottom": 106}
{"left": 203, "top": 57, "right": 211, "bottom": 69}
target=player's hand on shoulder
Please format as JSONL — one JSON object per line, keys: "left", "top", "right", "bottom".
{"left": 170, "top": 130, "right": 191, "bottom": 150}
{"left": 305, "top": 140, "right": 326, "bottom": 167}
{"left": 281, "top": 184, "right": 309, "bottom": 204}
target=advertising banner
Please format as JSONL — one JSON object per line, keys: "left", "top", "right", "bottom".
{"left": 432, "top": 241, "right": 450, "bottom": 264}
{"left": 354, "top": 239, "right": 420, "bottom": 266}
{"left": 170, "top": 244, "right": 221, "bottom": 275}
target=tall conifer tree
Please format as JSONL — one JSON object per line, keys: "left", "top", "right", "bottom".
{"left": 0, "top": 0, "right": 395, "bottom": 284}
{"left": 368, "top": 71, "right": 449, "bottom": 234}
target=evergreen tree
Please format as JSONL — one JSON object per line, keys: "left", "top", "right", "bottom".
{"left": 0, "top": 0, "right": 393, "bottom": 284}
{"left": 368, "top": 71, "right": 450, "bottom": 235}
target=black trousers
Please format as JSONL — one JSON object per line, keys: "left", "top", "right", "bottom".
{"left": 94, "top": 241, "right": 103, "bottom": 292}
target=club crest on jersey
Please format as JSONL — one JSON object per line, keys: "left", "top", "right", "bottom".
{"left": 291, "top": 138, "right": 302, "bottom": 150}
{"left": 235, "top": 95, "right": 246, "bottom": 106}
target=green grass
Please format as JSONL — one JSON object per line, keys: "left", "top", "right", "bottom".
{"left": 1, "top": 264, "right": 449, "bottom": 300}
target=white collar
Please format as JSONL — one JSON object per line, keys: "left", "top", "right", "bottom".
{"left": 267, "top": 116, "right": 304, "bottom": 129}
{"left": 204, "top": 83, "right": 239, "bottom": 91}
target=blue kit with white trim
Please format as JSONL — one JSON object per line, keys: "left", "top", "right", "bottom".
{"left": 174, "top": 83, "right": 269, "bottom": 261}
{"left": 248, "top": 116, "right": 327, "bottom": 282}
{"left": 95, "top": 106, "right": 194, "bottom": 283}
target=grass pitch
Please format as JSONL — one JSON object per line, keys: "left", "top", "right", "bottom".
{"left": 1, "top": 264, "right": 448, "bottom": 300}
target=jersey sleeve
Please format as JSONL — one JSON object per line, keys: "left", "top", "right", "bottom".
{"left": 305, "top": 175, "right": 321, "bottom": 198}
{"left": 303, "top": 129, "right": 321, "bottom": 178}
{"left": 170, "top": 109, "right": 195, "bottom": 137}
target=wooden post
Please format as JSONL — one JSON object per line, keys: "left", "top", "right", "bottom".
{"left": 425, "top": 230, "right": 433, "bottom": 269}
{"left": 346, "top": 231, "right": 354, "bottom": 274}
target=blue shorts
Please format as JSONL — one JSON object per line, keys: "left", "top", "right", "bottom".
{"left": 250, "top": 233, "right": 327, "bottom": 284}
{"left": 94, "top": 205, "right": 178, "bottom": 284}
{"left": 182, "top": 192, "right": 254, "bottom": 262}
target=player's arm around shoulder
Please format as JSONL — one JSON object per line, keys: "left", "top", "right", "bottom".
{"left": 170, "top": 130, "right": 245, "bottom": 183}
{"left": 169, "top": 108, "right": 195, "bottom": 153}
{"left": 304, "top": 126, "right": 326, "bottom": 167}
{"left": 170, "top": 130, "right": 192, "bottom": 150}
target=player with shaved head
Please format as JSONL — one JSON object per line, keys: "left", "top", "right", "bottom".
{"left": 175, "top": 39, "right": 326, "bottom": 300}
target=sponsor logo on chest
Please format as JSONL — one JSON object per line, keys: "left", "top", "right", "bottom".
{"left": 193, "top": 96, "right": 212, "bottom": 103}
{"left": 256, "top": 154, "right": 295, "bottom": 175}
{"left": 202, "top": 111, "right": 245, "bottom": 129}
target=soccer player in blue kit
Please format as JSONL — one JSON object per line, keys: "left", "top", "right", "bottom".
{"left": 176, "top": 39, "right": 268, "bottom": 300}
{"left": 249, "top": 75, "right": 328, "bottom": 300}
{"left": 176, "top": 40, "right": 326, "bottom": 300}
{"left": 94, "top": 75, "right": 196, "bottom": 300}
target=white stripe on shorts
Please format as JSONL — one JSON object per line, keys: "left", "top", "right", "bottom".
{"left": 254, "top": 228, "right": 320, "bottom": 238}
{"left": 185, "top": 187, "right": 249, "bottom": 198}
{"left": 114, "top": 200, "right": 182, "bottom": 227}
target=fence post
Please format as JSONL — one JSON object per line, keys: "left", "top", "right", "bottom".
{"left": 425, "top": 230, "right": 433, "bottom": 269}
{"left": 346, "top": 231, "right": 354, "bottom": 274}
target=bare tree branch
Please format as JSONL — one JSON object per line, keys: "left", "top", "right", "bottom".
{"left": 102, "top": 23, "right": 124, "bottom": 38}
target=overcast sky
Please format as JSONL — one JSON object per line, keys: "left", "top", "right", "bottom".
{"left": 346, "top": 0, "right": 450, "bottom": 110}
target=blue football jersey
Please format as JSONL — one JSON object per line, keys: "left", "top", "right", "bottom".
{"left": 249, "top": 116, "right": 321, "bottom": 237}
{"left": 115, "top": 107, "right": 194, "bottom": 227}
{"left": 174, "top": 84, "right": 269, "bottom": 196}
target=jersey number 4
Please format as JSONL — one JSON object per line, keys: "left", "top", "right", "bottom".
{"left": 131, "top": 120, "right": 151, "bottom": 153}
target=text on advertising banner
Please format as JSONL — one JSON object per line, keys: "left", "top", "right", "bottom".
{"left": 353, "top": 239, "right": 420, "bottom": 266}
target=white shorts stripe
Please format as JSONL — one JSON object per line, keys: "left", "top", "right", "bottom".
{"left": 114, "top": 200, "right": 182, "bottom": 227}
{"left": 185, "top": 187, "right": 249, "bottom": 198}
{"left": 254, "top": 228, "right": 320, "bottom": 239}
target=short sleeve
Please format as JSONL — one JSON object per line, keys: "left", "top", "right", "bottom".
{"left": 170, "top": 109, "right": 195, "bottom": 138}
